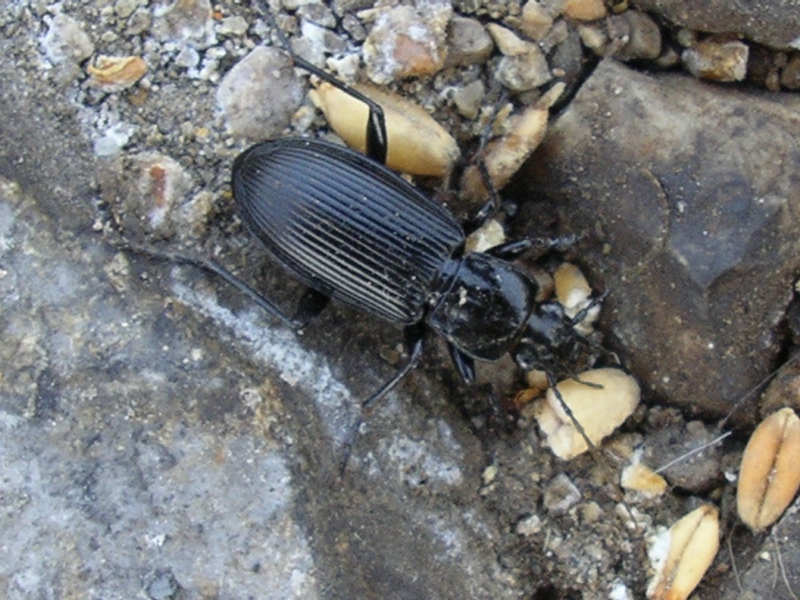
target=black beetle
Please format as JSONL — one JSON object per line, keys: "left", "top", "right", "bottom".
{"left": 231, "top": 136, "right": 591, "bottom": 408}
{"left": 118, "top": 6, "right": 601, "bottom": 470}
{"left": 217, "top": 6, "right": 598, "bottom": 424}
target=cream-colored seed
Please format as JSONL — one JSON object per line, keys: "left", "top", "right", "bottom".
{"left": 309, "top": 81, "right": 459, "bottom": 177}
{"left": 525, "top": 369, "right": 549, "bottom": 392}
{"left": 737, "top": 407, "right": 800, "bottom": 531}
{"left": 533, "top": 368, "right": 640, "bottom": 459}
{"left": 646, "top": 504, "right": 719, "bottom": 600}
{"left": 553, "top": 262, "right": 598, "bottom": 334}
{"left": 554, "top": 263, "right": 592, "bottom": 314}
{"left": 621, "top": 462, "right": 668, "bottom": 498}
{"left": 464, "top": 219, "right": 506, "bottom": 254}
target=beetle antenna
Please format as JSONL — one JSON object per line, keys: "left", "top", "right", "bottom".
{"left": 546, "top": 370, "right": 599, "bottom": 454}
{"left": 717, "top": 351, "right": 800, "bottom": 430}
{"left": 571, "top": 289, "right": 609, "bottom": 328}
{"left": 546, "top": 370, "right": 640, "bottom": 530}
{"left": 108, "top": 234, "right": 303, "bottom": 330}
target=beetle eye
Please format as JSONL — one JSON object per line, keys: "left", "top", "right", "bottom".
{"left": 515, "top": 349, "right": 534, "bottom": 370}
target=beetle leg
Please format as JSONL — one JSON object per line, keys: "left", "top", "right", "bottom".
{"left": 545, "top": 370, "right": 601, "bottom": 457}
{"left": 256, "top": 0, "right": 389, "bottom": 164}
{"left": 292, "top": 287, "right": 331, "bottom": 329}
{"left": 117, "top": 240, "right": 302, "bottom": 330}
{"left": 484, "top": 234, "right": 579, "bottom": 261}
{"left": 362, "top": 323, "right": 427, "bottom": 410}
{"left": 571, "top": 289, "right": 609, "bottom": 327}
{"left": 484, "top": 238, "right": 534, "bottom": 260}
{"left": 447, "top": 342, "right": 476, "bottom": 385}
{"left": 462, "top": 89, "right": 509, "bottom": 234}
{"left": 338, "top": 324, "right": 427, "bottom": 474}
{"left": 461, "top": 163, "right": 498, "bottom": 235}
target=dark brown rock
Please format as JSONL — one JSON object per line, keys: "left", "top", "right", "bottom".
{"left": 524, "top": 59, "right": 800, "bottom": 418}
{"left": 633, "top": 0, "right": 800, "bottom": 50}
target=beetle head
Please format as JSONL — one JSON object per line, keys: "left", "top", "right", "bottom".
{"left": 512, "top": 301, "right": 584, "bottom": 376}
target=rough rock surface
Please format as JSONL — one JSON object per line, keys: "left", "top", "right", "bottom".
{"left": 525, "top": 59, "right": 800, "bottom": 419}
{"left": 632, "top": 0, "right": 800, "bottom": 50}
{"left": 2, "top": 0, "right": 799, "bottom": 598}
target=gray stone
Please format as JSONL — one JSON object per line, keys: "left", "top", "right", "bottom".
{"left": 444, "top": 16, "right": 494, "bottom": 68}
{"left": 634, "top": 0, "right": 800, "bottom": 50}
{"left": 216, "top": 46, "right": 307, "bottom": 140}
{"left": 543, "top": 473, "right": 582, "bottom": 514}
{"left": 682, "top": 40, "right": 749, "bottom": 82}
{"left": 41, "top": 13, "right": 94, "bottom": 65}
{"left": 152, "top": 0, "right": 215, "bottom": 48}
{"left": 608, "top": 10, "right": 662, "bottom": 61}
{"left": 642, "top": 421, "right": 723, "bottom": 493}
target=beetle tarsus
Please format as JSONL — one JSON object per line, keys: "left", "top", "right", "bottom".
{"left": 363, "top": 324, "right": 427, "bottom": 411}
{"left": 463, "top": 190, "right": 498, "bottom": 236}
{"left": 257, "top": 0, "right": 389, "bottom": 164}
{"left": 448, "top": 342, "right": 476, "bottom": 385}
{"left": 484, "top": 238, "right": 534, "bottom": 261}
{"left": 337, "top": 325, "right": 427, "bottom": 475}
{"left": 116, "top": 237, "right": 301, "bottom": 330}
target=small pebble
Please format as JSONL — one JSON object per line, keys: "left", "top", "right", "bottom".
{"left": 520, "top": 1, "right": 554, "bottom": 41}
{"left": 125, "top": 8, "right": 151, "bottom": 36}
{"left": 445, "top": 16, "right": 494, "bottom": 67}
{"left": 42, "top": 13, "right": 95, "bottom": 65}
{"left": 174, "top": 46, "right": 200, "bottom": 70}
{"left": 487, "top": 24, "right": 551, "bottom": 91}
{"left": 114, "top": 0, "right": 139, "bottom": 19}
{"left": 282, "top": 0, "right": 319, "bottom": 9}
{"left": 152, "top": 0, "right": 214, "bottom": 45}
{"left": 781, "top": 54, "right": 800, "bottom": 89}
{"left": 543, "top": 473, "right": 581, "bottom": 514}
{"left": 564, "top": 0, "right": 607, "bottom": 21}
{"left": 682, "top": 40, "right": 749, "bottom": 82}
{"left": 516, "top": 514, "right": 543, "bottom": 536}
{"left": 110, "top": 152, "right": 194, "bottom": 239}
{"left": 577, "top": 23, "right": 608, "bottom": 55}
{"left": 218, "top": 16, "right": 249, "bottom": 37}
{"left": 341, "top": 13, "right": 367, "bottom": 41}
{"left": 297, "top": 3, "right": 337, "bottom": 29}
{"left": 609, "top": 10, "right": 661, "bottom": 60}
{"left": 452, "top": 79, "right": 486, "bottom": 120}
{"left": 216, "top": 46, "right": 306, "bottom": 140}
{"left": 362, "top": 2, "right": 452, "bottom": 84}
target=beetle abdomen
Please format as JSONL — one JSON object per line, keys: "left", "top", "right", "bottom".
{"left": 232, "top": 138, "right": 464, "bottom": 323}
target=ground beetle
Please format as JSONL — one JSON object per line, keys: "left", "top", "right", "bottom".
{"left": 211, "top": 4, "right": 602, "bottom": 464}
{"left": 125, "top": 5, "right": 600, "bottom": 469}
{"left": 232, "top": 137, "right": 588, "bottom": 403}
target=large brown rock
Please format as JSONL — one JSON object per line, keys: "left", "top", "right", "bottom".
{"left": 525, "top": 59, "right": 800, "bottom": 418}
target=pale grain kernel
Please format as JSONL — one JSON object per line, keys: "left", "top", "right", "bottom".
{"left": 737, "top": 407, "right": 800, "bottom": 531}
{"left": 646, "top": 504, "right": 719, "bottom": 600}
{"left": 533, "top": 368, "right": 640, "bottom": 459}
{"left": 309, "top": 81, "right": 459, "bottom": 177}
